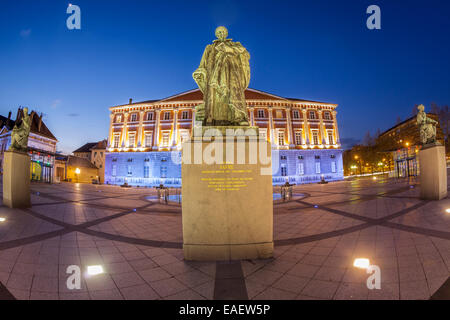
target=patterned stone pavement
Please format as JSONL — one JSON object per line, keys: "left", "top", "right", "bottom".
{"left": 0, "top": 175, "right": 449, "bottom": 300}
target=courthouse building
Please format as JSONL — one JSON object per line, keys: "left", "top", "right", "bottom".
{"left": 105, "top": 88, "right": 343, "bottom": 186}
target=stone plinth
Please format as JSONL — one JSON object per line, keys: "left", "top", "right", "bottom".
{"left": 2, "top": 150, "right": 31, "bottom": 208}
{"left": 181, "top": 136, "right": 273, "bottom": 261}
{"left": 419, "top": 145, "right": 447, "bottom": 200}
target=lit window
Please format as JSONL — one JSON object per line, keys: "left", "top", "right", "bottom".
{"left": 324, "top": 112, "right": 331, "bottom": 120}
{"left": 276, "top": 110, "right": 283, "bottom": 118}
{"left": 145, "top": 133, "right": 152, "bottom": 147}
{"left": 144, "top": 166, "right": 150, "bottom": 178}
{"left": 315, "top": 162, "right": 321, "bottom": 174}
{"left": 298, "top": 163, "right": 304, "bottom": 175}
{"left": 180, "top": 130, "right": 190, "bottom": 143}
{"left": 181, "top": 110, "right": 189, "bottom": 119}
{"left": 112, "top": 165, "right": 117, "bottom": 176}
{"left": 328, "top": 131, "right": 334, "bottom": 145}
{"left": 312, "top": 131, "right": 319, "bottom": 145}
{"left": 131, "top": 113, "right": 138, "bottom": 122}
{"left": 281, "top": 165, "right": 287, "bottom": 176}
{"left": 116, "top": 114, "right": 122, "bottom": 123}
{"left": 127, "top": 165, "right": 132, "bottom": 176}
{"left": 161, "top": 132, "right": 170, "bottom": 147}
{"left": 293, "top": 110, "right": 300, "bottom": 119}
{"left": 113, "top": 135, "right": 120, "bottom": 148}
{"left": 259, "top": 129, "right": 267, "bottom": 140}
{"left": 278, "top": 131, "right": 285, "bottom": 146}
{"left": 257, "top": 109, "right": 265, "bottom": 118}
{"left": 128, "top": 133, "right": 136, "bottom": 148}
{"left": 146, "top": 112, "right": 154, "bottom": 121}
{"left": 309, "top": 111, "right": 316, "bottom": 119}
{"left": 295, "top": 131, "right": 302, "bottom": 145}
{"left": 331, "top": 161, "right": 336, "bottom": 173}
{"left": 164, "top": 112, "right": 170, "bottom": 120}
{"left": 160, "top": 166, "right": 167, "bottom": 178}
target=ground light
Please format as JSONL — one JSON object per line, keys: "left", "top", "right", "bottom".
{"left": 446, "top": 209, "right": 450, "bottom": 214}
{"left": 0, "top": 217, "right": 5, "bottom": 222}
{"left": 373, "top": 176, "right": 377, "bottom": 180}
{"left": 87, "top": 265, "right": 104, "bottom": 276}
{"left": 353, "top": 258, "right": 370, "bottom": 269}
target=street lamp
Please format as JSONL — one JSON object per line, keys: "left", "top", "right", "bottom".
{"left": 75, "top": 168, "right": 80, "bottom": 183}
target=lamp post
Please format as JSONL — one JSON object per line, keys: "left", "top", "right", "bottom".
{"left": 354, "top": 155, "right": 362, "bottom": 175}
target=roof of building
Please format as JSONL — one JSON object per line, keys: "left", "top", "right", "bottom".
{"left": 0, "top": 110, "right": 58, "bottom": 141}
{"left": 67, "top": 155, "right": 98, "bottom": 169}
{"left": 73, "top": 139, "right": 107, "bottom": 153}
{"left": 378, "top": 113, "right": 438, "bottom": 138}
{"left": 112, "top": 88, "right": 337, "bottom": 108}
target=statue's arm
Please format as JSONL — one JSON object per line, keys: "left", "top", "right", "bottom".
{"left": 193, "top": 45, "right": 210, "bottom": 93}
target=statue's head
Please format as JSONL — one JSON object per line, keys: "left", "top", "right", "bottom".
{"left": 215, "top": 26, "right": 228, "bottom": 41}
{"left": 23, "top": 107, "right": 28, "bottom": 115}
{"left": 418, "top": 104, "right": 425, "bottom": 112}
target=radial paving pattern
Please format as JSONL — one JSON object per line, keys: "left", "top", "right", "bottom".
{"left": 0, "top": 175, "right": 449, "bottom": 300}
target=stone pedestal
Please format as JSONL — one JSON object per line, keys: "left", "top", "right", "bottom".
{"left": 419, "top": 145, "right": 447, "bottom": 200}
{"left": 181, "top": 135, "right": 273, "bottom": 261}
{"left": 2, "top": 150, "right": 31, "bottom": 208}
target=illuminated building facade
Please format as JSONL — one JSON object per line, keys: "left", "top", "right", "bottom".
{"left": 105, "top": 88, "right": 343, "bottom": 186}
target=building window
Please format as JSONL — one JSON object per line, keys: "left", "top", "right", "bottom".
{"left": 280, "top": 155, "right": 287, "bottom": 160}
{"left": 293, "top": 110, "right": 300, "bottom": 119}
{"left": 330, "top": 155, "right": 336, "bottom": 159}
{"left": 160, "top": 166, "right": 167, "bottom": 178}
{"left": 312, "top": 131, "right": 319, "bottom": 145}
{"left": 181, "top": 110, "right": 189, "bottom": 119}
{"left": 278, "top": 131, "right": 285, "bottom": 146}
{"left": 112, "top": 165, "right": 117, "bottom": 176}
{"left": 295, "top": 131, "right": 302, "bottom": 145}
{"left": 324, "top": 111, "right": 331, "bottom": 120}
{"left": 259, "top": 129, "right": 267, "bottom": 141}
{"left": 309, "top": 111, "right": 316, "bottom": 119}
{"left": 128, "top": 132, "right": 136, "bottom": 148}
{"left": 144, "top": 166, "right": 150, "bottom": 178}
{"left": 131, "top": 113, "right": 138, "bottom": 122}
{"left": 298, "top": 155, "right": 304, "bottom": 160}
{"left": 164, "top": 112, "right": 170, "bottom": 120}
{"left": 276, "top": 110, "right": 283, "bottom": 118}
{"left": 116, "top": 114, "right": 122, "bottom": 123}
{"left": 146, "top": 112, "right": 154, "bottom": 121}
{"left": 331, "top": 161, "right": 337, "bottom": 173}
{"left": 100, "top": 152, "right": 103, "bottom": 157}
{"left": 127, "top": 165, "right": 132, "bottom": 176}
{"left": 180, "top": 130, "right": 190, "bottom": 143}
{"left": 257, "top": 109, "right": 265, "bottom": 118}
{"left": 161, "top": 131, "right": 170, "bottom": 147}
{"left": 127, "top": 158, "right": 133, "bottom": 162}
{"left": 315, "top": 162, "right": 321, "bottom": 174}
{"left": 328, "top": 131, "right": 334, "bottom": 145}
{"left": 113, "top": 135, "right": 120, "bottom": 148}
{"left": 315, "top": 155, "right": 320, "bottom": 159}
{"left": 145, "top": 132, "right": 153, "bottom": 147}
{"left": 281, "top": 165, "right": 287, "bottom": 176}
{"left": 112, "top": 158, "right": 117, "bottom": 162}
{"left": 298, "top": 163, "right": 304, "bottom": 175}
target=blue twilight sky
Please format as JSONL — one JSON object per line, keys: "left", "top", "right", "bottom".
{"left": 1, "top": 0, "right": 449, "bottom": 153}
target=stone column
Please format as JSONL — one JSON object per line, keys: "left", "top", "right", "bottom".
{"left": 249, "top": 107, "right": 255, "bottom": 126}
{"left": 268, "top": 106, "right": 274, "bottom": 145}
{"left": 286, "top": 106, "right": 294, "bottom": 147}
{"left": 171, "top": 108, "right": 179, "bottom": 149}
{"left": 302, "top": 109, "right": 310, "bottom": 146}
{"left": 153, "top": 109, "right": 161, "bottom": 150}
{"left": 121, "top": 112, "right": 128, "bottom": 148}
{"left": 108, "top": 113, "right": 114, "bottom": 148}
{"left": 137, "top": 110, "right": 144, "bottom": 147}
{"left": 318, "top": 108, "right": 326, "bottom": 145}
{"left": 332, "top": 110, "right": 340, "bottom": 145}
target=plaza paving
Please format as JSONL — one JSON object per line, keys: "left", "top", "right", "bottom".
{"left": 0, "top": 175, "right": 449, "bottom": 300}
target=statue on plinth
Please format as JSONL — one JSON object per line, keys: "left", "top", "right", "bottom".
{"left": 193, "top": 26, "right": 250, "bottom": 126}
{"left": 416, "top": 104, "right": 439, "bottom": 145}
{"left": 9, "top": 107, "right": 32, "bottom": 153}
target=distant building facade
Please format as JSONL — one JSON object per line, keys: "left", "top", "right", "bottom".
{"left": 377, "top": 114, "right": 444, "bottom": 178}
{"left": 73, "top": 140, "right": 107, "bottom": 183}
{"left": 0, "top": 109, "right": 58, "bottom": 183}
{"left": 105, "top": 88, "right": 344, "bottom": 186}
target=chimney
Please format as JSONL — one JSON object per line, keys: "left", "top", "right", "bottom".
{"left": 7, "top": 111, "right": 11, "bottom": 121}
{"left": 129, "top": 98, "right": 133, "bottom": 104}
{"left": 38, "top": 113, "right": 43, "bottom": 132}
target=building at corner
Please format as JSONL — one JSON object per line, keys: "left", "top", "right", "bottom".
{"left": 73, "top": 140, "right": 107, "bottom": 183}
{"left": 105, "top": 88, "right": 344, "bottom": 186}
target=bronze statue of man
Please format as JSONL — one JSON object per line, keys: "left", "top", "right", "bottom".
{"left": 193, "top": 26, "right": 250, "bottom": 126}
{"left": 9, "top": 107, "right": 32, "bottom": 152}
